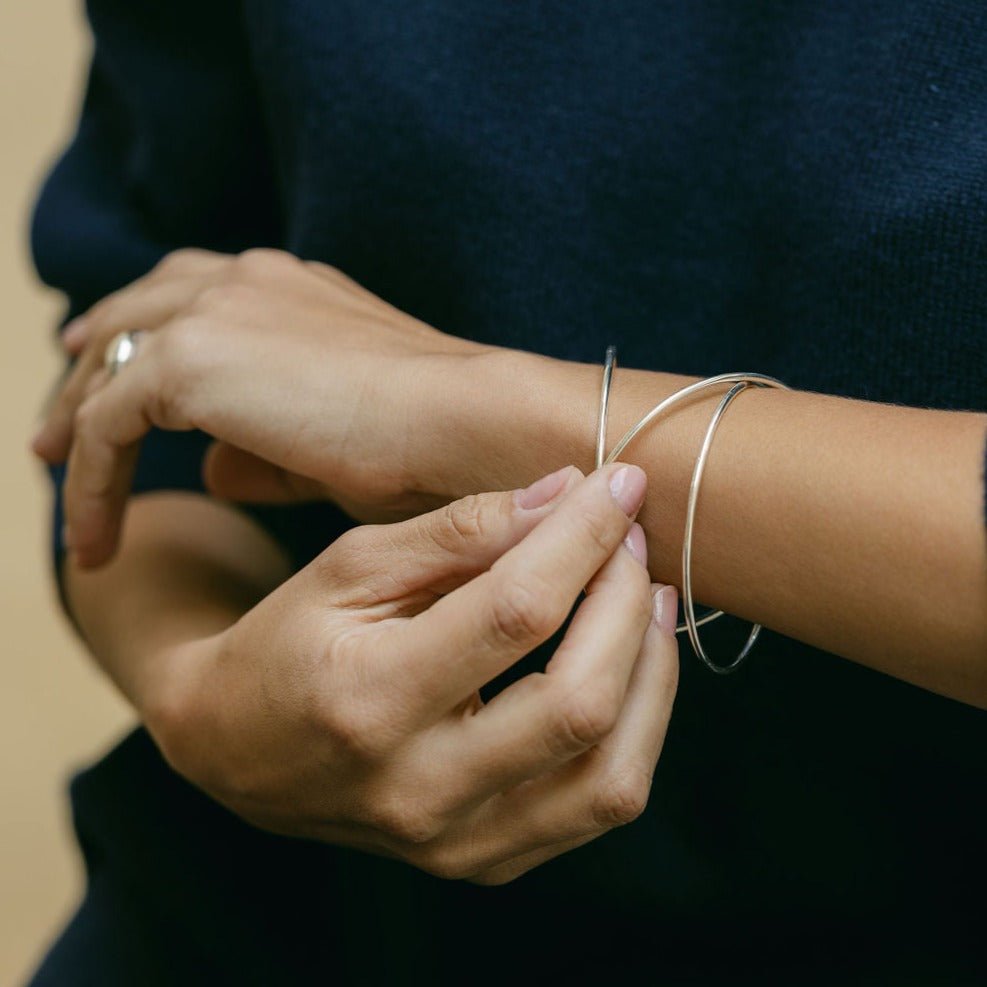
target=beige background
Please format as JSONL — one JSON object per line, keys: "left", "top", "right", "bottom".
{"left": 0, "top": 7, "right": 132, "bottom": 984}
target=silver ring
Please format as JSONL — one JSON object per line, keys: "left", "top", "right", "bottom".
{"left": 104, "top": 330, "right": 143, "bottom": 376}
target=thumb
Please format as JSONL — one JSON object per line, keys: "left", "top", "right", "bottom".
{"left": 324, "top": 466, "right": 584, "bottom": 601}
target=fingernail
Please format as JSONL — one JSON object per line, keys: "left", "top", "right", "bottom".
{"left": 515, "top": 466, "right": 572, "bottom": 510}
{"left": 652, "top": 584, "right": 678, "bottom": 636}
{"left": 623, "top": 522, "right": 648, "bottom": 567}
{"left": 608, "top": 464, "right": 647, "bottom": 516}
{"left": 61, "top": 317, "right": 88, "bottom": 347}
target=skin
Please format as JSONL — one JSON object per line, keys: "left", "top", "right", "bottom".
{"left": 34, "top": 249, "right": 987, "bottom": 706}
{"left": 61, "top": 465, "right": 681, "bottom": 884}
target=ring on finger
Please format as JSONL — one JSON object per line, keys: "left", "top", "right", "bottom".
{"left": 103, "top": 329, "right": 144, "bottom": 377}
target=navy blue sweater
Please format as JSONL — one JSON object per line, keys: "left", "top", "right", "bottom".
{"left": 30, "top": 2, "right": 987, "bottom": 984}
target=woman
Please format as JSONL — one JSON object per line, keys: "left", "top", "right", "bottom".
{"left": 29, "top": 1, "right": 986, "bottom": 983}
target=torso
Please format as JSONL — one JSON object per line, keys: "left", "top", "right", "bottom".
{"left": 32, "top": 2, "right": 987, "bottom": 981}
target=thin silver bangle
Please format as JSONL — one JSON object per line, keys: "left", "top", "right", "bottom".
{"left": 592, "top": 353, "right": 735, "bottom": 641}
{"left": 595, "top": 348, "right": 789, "bottom": 671}
{"left": 595, "top": 345, "right": 617, "bottom": 470}
{"left": 682, "top": 382, "right": 760, "bottom": 674}
{"left": 602, "top": 370, "right": 787, "bottom": 465}
{"left": 595, "top": 348, "right": 724, "bottom": 634}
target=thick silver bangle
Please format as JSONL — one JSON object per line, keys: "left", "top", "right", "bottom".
{"left": 596, "top": 348, "right": 789, "bottom": 673}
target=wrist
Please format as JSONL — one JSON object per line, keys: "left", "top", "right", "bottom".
{"left": 421, "top": 347, "right": 602, "bottom": 501}
{"left": 140, "top": 631, "right": 220, "bottom": 781}
{"left": 422, "top": 344, "right": 694, "bottom": 492}
{"left": 417, "top": 345, "right": 727, "bottom": 588}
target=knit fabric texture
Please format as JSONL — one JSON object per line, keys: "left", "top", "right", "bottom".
{"left": 29, "top": 2, "right": 987, "bottom": 983}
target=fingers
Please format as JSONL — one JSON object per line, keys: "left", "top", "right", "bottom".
{"left": 61, "top": 316, "right": 92, "bottom": 354}
{"left": 32, "top": 349, "right": 103, "bottom": 464}
{"left": 386, "top": 463, "right": 647, "bottom": 711}
{"left": 59, "top": 268, "right": 219, "bottom": 354}
{"left": 62, "top": 355, "right": 172, "bottom": 566}
{"left": 468, "top": 835, "right": 595, "bottom": 886}
{"left": 76, "top": 274, "right": 213, "bottom": 347}
{"left": 435, "top": 584, "right": 679, "bottom": 883}
{"left": 320, "top": 466, "right": 584, "bottom": 609}
{"left": 33, "top": 273, "right": 216, "bottom": 464}
{"left": 452, "top": 522, "right": 653, "bottom": 799}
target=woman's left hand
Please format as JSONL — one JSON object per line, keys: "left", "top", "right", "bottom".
{"left": 32, "top": 248, "right": 488, "bottom": 567}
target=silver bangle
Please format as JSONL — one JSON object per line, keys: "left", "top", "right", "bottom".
{"left": 681, "top": 382, "right": 759, "bottom": 674}
{"left": 596, "top": 347, "right": 789, "bottom": 672}
{"left": 595, "top": 345, "right": 617, "bottom": 470}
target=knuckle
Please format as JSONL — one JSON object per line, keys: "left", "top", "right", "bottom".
{"left": 146, "top": 319, "right": 208, "bottom": 421}
{"left": 591, "top": 766, "right": 652, "bottom": 829}
{"left": 439, "top": 494, "right": 489, "bottom": 546}
{"left": 468, "top": 868, "right": 522, "bottom": 887}
{"left": 157, "top": 317, "right": 213, "bottom": 384}
{"left": 235, "top": 247, "right": 294, "bottom": 278}
{"left": 316, "top": 526, "right": 375, "bottom": 580}
{"left": 488, "top": 576, "right": 559, "bottom": 650}
{"left": 629, "top": 572, "right": 654, "bottom": 629}
{"left": 156, "top": 316, "right": 205, "bottom": 370}
{"left": 192, "top": 281, "right": 255, "bottom": 316}
{"left": 84, "top": 297, "right": 115, "bottom": 335}
{"left": 152, "top": 251, "right": 185, "bottom": 277}
{"left": 413, "top": 844, "right": 476, "bottom": 881}
{"left": 307, "top": 259, "right": 343, "bottom": 280}
{"left": 371, "top": 798, "right": 445, "bottom": 847}
{"left": 574, "top": 500, "right": 623, "bottom": 558}
{"left": 72, "top": 396, "right": 100, "bottom": 437}
{"left": 155, "top": 247, "right": 208, "bottom": 277}
{"left": 552, "top": 683, "right": 621, "bottom": 754}
{"left": 316, "top": 693, "right": 397, "bottom": 762}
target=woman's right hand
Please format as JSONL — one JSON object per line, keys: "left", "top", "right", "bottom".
{"left": 152, "top": 464, "right": 679, "bottom": 884}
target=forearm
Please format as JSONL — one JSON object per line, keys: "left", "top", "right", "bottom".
{"left": 429, "top": 348, "right": 987, "bottom": 704}
{"left": 63, "top": 491, "right": 291, "bottom": 722}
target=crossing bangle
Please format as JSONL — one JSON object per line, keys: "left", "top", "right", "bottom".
{"left": 595, "top": 348, "right": 789, "bottom": 674}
